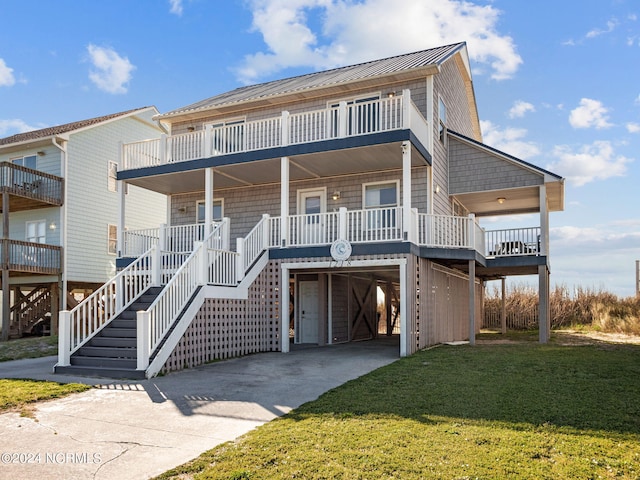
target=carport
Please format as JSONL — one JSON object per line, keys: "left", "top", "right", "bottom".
{"left": 280, "top": 258, "right": 408, "bottom": 356}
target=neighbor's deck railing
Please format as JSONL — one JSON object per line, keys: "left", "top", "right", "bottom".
{"left": 1, "top": 239, "right": 62, "bottom": 274}
{"left": 122, "top": 90, "right": 427, "bottom": 170}
{"left": 0, "top": 162, "right": 64, "bottom": 205}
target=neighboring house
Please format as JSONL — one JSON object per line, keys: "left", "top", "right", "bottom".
{"left": 55, "top": 43, "right": 564, "bottom": 379}
{"left": 0, "top": 107, "right": 167, "bottom": 340}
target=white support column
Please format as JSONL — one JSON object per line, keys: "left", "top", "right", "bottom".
{"left": 280, "top": 157, "right": 289, "bottom": 247}
{"left": 236, "top": 237, "right": 245, "bottom": 283}
{"left": 425, "top": 76, "right": 434, "bottom": 154}
{"left": 204, "top": 125, "right": 212, "bottom": 157}
{"left": 151, "top": 245, "right": 162, "bottom": 286}
{"left": 338, "top": 207, "right": 347, "bottom": 240}
{"left": 204, "top": 167, "right": 214, "bottom": 238}
{"left": 58, "top": 311, "right": 71, "bottom": 366}
{"left": 117, "top": 179, "right": 126, "bottom": 257}
{"left": 402, "top": 89, "right": 411, "bottom": 129}
{"left": 399, "top": 261, "right": 408, "bottom": 357}
{"left": 137, "top": 311, "right": 150, "bottom": 371}
{"left": 402, "top": 141, "right": 412, "bottom": 241}
{"left": 281, "top": 111, "right": 290, "bottom": 146}
{"left": 469, "top": 260, "right": 476, "bottom": 346}
{"left": 338, "top": 101, "right": 348, "bottom": 138}
{"left": 159, "top": 133, "right": 167, "bottom": 164}
{"left": 539, "top": 185, "right": 548, "bottom": 256}
{"left": 281, "top": 265, "right": 290, "bottom": 353}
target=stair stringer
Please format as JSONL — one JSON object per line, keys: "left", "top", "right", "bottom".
{"left": 145, "top": 252, "right": 270, "bottom": 378}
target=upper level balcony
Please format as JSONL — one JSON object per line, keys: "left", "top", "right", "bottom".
{"left": 121, "top": 91, "right": 430, "bottom": 172}
{"left": 1, "top": 239, "right": 62, "bottom": 275}
{"left": 0, "top": 162, "right": 64, "bottom": 211}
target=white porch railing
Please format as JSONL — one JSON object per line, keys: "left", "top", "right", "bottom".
{"left": 123, "top": 221, "right": 225, "bottom": 257}
{"left": 417, "top": 213, "right": 474, "bottom": 249}
{"left": 122, "top": 90, "right": 428, "bottom": 170}
{"left": 58, "top": 247, "right": 156, "bottom": 366}
{"left": 485, "top": 227, "right": 541, "bottom": 257}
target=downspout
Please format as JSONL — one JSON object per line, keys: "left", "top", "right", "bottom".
{"left": 52, "top": 136, "right": 68, "bottom": 310}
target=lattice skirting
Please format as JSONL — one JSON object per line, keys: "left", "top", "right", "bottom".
{"left": 162, "top": 260, "right": 282, "bottom": 373}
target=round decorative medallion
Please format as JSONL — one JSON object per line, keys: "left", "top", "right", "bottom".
{"left": 330, "top": 239, "right": 352, "bottom": 262}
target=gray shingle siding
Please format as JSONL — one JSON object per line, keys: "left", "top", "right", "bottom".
{"left": 448, "top": 138, "right": 543, "bottom": 193}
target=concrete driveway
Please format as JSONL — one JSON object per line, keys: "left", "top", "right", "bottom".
{"left": 0, "top": 338, "right": 398, "bottom": 480}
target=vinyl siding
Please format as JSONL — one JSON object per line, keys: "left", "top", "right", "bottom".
{"left": 65, "top": 110, "right": 166, "bottom": 283}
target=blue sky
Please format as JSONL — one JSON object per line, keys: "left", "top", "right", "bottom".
{"left": 1, "top": 0, "right": 639, "bottom": 296}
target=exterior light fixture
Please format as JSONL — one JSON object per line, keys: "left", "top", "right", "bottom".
{"left": 497, "top": 197, "right": 506, "bottom": 204}
{"left": 332, "top": 191, "right": 341, "bottom": 201}
{"left": 187, "top": 126, "right": 195, "bottom": 132}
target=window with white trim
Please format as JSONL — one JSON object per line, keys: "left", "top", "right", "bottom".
{"left": 196, "top": 199, "right": 224, "bottom": 223}
{"left": 206, "top": 118, "right": 245, "bottom": 155}
{"left": 438, "top": 97, "right": 447, "bottom": 143}
{"left": 108, "top": 224, "right": 117, "bottom": 255}
{"left": 330, "top": 93, "right": 381, "bottom": 137}
{"left": 11, "top": 155, "right": 37, "bottom": 170}
{"left": 108, "top": 161, "right": 118, "bottom": 192}
{"left": 363, "top": 181, "right": 399, "bottom": 233}
{"left": 26, "top": 220, "right": 46, "bottom": 244}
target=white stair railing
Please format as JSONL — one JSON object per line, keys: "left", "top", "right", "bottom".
{"left": 58, "top": 246, "right": 156, "bottom": 366}
{"left": 137, "top": 222, "right": 227, "bottom": 371}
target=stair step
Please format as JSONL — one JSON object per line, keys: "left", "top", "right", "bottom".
{"left": 89, "top": 336, "right": 136, "bottom": 348}
{"left": 110, "top": 318, "right": 136, "bottom": 329}
{"left": 54, "top": 364, "right": 146, "bottom": 380}
{"left": 70, "top": 356, "right": 136, "bottom": 369}
{"left": 76, "top": 346, "right": 136, "bottom": 358}
{"left": 98, "top": 327, "right": 136, "bottom": 338}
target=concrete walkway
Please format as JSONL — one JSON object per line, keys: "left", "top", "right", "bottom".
{"left": 0, "top": 338, "right": 398, "bottom": 480}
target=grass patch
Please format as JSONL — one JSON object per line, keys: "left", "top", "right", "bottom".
{"left": 0, "top": 379, "right": 91, "bottom": 415}
{"left": 157, "top": 342, "right": 640, "bottom": 479}
{"left": 0, "top": 336, "right": 58, "bottom": 362}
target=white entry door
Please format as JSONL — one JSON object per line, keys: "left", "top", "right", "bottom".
{"left": 297, "top": 188, "right": 326, "bottom": 245}
{"left": 298, "top": 280, "right": 319, "bottom": 343}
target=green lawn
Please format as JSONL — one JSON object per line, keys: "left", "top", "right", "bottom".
{"left": 0, "top": 379, "right": 91, "bottom": 415}
{"left": 158, "top": 341, "right": 640, "bottom": 479}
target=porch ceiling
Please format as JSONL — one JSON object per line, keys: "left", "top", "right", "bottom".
{"left": 124, "top": 142, "right": 426, "bottom": 195}
{"left": 453, "top": 181, "right": 564, "bottom": 217}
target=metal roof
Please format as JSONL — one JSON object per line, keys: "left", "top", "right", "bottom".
{"left": 0, "top": 106, "right": 157, "bottom": 147}
{"left": 159, "top": 42, "right": 467, "bottom": 119}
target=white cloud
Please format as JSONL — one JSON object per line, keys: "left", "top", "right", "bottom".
{"left": 586, "top": 19, "right": 618, "bottom": 39}
{"left": 480, "top": 120, "right": 540, "bottom": 160}
{"left": 627, "top": 122, "right": 640, "bottom": 133}
{"left": 169, "top": 0, "right": 183, "bottom": 16}
{"left": 547, "top": 140, "right": 632, "bottom": 186}
{"left": 0, "top": 58, "right": 15, "bottom": 87}
{"left": 0, "top": 119, "right": 41, "bottom": 136}
{"left": 86, "top": 44, "right": 135, "bottom": 94}
{"left": 508, "top": 100, "right": 535, "bottom": 119}
{"left": 569, "top": 98, "right": 613, "bottom": 129}
{"left": 237, "top": 0, "right": 522, "bottom": 84}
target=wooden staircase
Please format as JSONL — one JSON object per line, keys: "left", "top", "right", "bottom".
{"left": 54, "top": 287, "right": 163, "bottom": 379}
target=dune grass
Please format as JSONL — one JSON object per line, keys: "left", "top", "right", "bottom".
{"left": 157, "top": 340, "right": 640, "bottom": 479}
